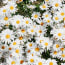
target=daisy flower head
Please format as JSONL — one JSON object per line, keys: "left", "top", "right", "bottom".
{"left": 0, "top": 6, "right": 8, "bottom": 15}
{"left": 31, "top": 12, "right": 41, "bottom": 20}
{"left": 58, "top": 8, "right": 65, "bottom": 18}
{"left": 59, "top": 51, "right": 65, "bottom": 61}
{"left": 36, "top": 25, "right": 45, "bottom": 36}
{"left": 53, "top": 43, "right": 60, "bottom": 51}
{"left": 35, "top": 57, "right": 46, "bottom": 65}
{"left": 42, "top": 37, "right": 53, "bottom": 50}
{"left": 31, "top": 45, "right": 43, "bottom": 55}
{"left": 7, "top": 2, "right": 17, "bottom": 14}
{"left": 27, "top": 55, "right": 37, "bottom": 65}
{"left": 23, "top": 17, "right": 33, "bottom": 26}
{"left": 26, "top": 42, "right": 34, "bottom": 49}
{"left": 27, "top": 25, "right": 37, "bottom": 35}
{"left": 0, "top": 44, "right": 8, "bottom": 52}
{"left": 11, "top": 47, "right": 23, "bottom": 58}
{"left": 17, "top": 58, "right": 27, "bottom": 65}
{"left": 50, "top": 50, "right": 60, "bottom": 58}
{"left": 53, "top": 13, "right": 62, "bottom": 23}
{"left": 17, "top": 26, "right": 26, "bottom": 36}
{"left": 42, "top": 11, "right": 52, "bottom": 19}
{"left": 51, "top": 0, "right": 62, "bottom": 10}
{"left": 46, "top": 59, "right": 58, "bottom": 65}
{"left": 10, "top": 39, "right": 20, "bottom": 48}
{"left": 10, "top": 15, "right": 24, "bottom": 28}
{"left": 7, "top": 57, "right": 17, "bottom": 65}
{"left": 40, "top": 3, "right": 48, "bottom": 10}
{"left": 0, "top": 15, "right": 10, "bottom": 25}
{"left": 43, "top": 18, "right": 53, "bottom": 24}
{"left": 0, "top": 29, "right": 14, "bottom": 44}
{"left": 51, "top": 28, "right": 64, "bottom": 41}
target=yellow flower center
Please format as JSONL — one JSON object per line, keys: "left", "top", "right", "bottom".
{"left": 27, "top": 50, "right": 31, "bottom": 53}
{"left": 35, "top": 47, "right": 39, "bottom": 52}
{"left": 60, "top": 48, "right": 64, "bottom": 51}
{"left": 42, "top": 5, "right": 46, "bottom": 8}
{"left": 30, "top": 59, "right": 34, "bottom": 63}
{"left": 55, "top": 17, "right": 59, "bottom": 20}
{"left": 61, "top": 12, "right": 64, "bottom": 16}
{"left": 15, "top": 49, "right": 20, "bottom": 53}
{"left": 19, "top": 0, "right": 23, "bottom": 2}
{"left": 58, "top": 33, "right": 62, "bottom": 36}
{"left": 13, "top": 42, "right": 16, "bottom": 45}
{"left": 55, "top": 3, "right": 59, "bottom": 7}
{"left": 53, "top": 51, "right": 57, "bottom": 55}
{"left": 47, "top": 20, "right": 50, "bottom": 23}
{"left": 16, "top": 20, "right": 20, "bottom": 24}
{"left": 5, "top": 34, "right": 10, "bottom": 39}
{"left": 4, "top": 17, "right": 8, "bottom": 21}
{"left": 34, "top": 14, "right": 38, "bottom": 18}
{"left": 31, "top": 29, "right": 34, "bottom": 32}
{"left": 29, "top": 43, "right": 32, "bottom": 47}
{"left": 61, "top": 54, "right": 65, "bottom": 57}
{"left": 10, "top": 6, "right": 14, "bottom": 10}
{"left": 45, "top": 14, "right": 48, "bottom": 17}
{"left": 63, "top": 17, "right": 65, "bottom": 21}
{"left": 9, "top": 47, "right": 12, "bottom": 50}
{"left": 26, "top": 21, "right": 29, "bottom": 24}
{"left": 3, "top": 9, "right": 6, "bottom": 12}
{"left": 40, "top": 22, "right": 44, "bottom": 26}
{"left": 32, "top": 54, "right": 34, "bottom": 56}
{"left": 1, "top": 46, "right": 5, "bottom": 49}
{"left": 19, "top": 36, "right": 23, "bottom": 40}
{"left": 21, "top": 29, "right": 25, "bottom": 33}
{"left": 20, "top": 60, "right": 24, "bottom": 64}
{"left": 38, "top": 62, "right": 42, "bottom": 65}
{"left": 11, "top": 61, "right": 16, "bottom": 64}
{"left": 44, "top": 42, "right": 48, "bottom": 46}
{"left": 49, "top": 62, "right": 53, "bottom": 65}
{"left": 56, "top": 44, "right": 59, "bottom": 48}
{"left": 39, "top": 30, "right": 42, "bottom": 33}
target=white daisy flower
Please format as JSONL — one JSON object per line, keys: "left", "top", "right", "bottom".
{"left": 42, "top": 37, "right": 53, "bottom": 50}
{"left": 17, "top": 26, "right": 26, "bottom": 36}
{"left": 59, "top": 51, "right": 65, "bottom": 61}
{"left": 35, "top": 57, "right": 46, "bottom": 65}
{"left": 40, "top": 3, "right": 48, "bottom": 10}
{"left": 46, "top": 59, "right": 57, "bottom": 65}
{"left": 31, "top": 12, "right": 40, "bottom": 20}
{"left": 10, "top": 39, "right": 20, "bottom": 48}
{"left": 51, "top": 0, "right": 62, "bottom": 10}
{"left": 7, "top": 2, "right": 17, "bottom": 13}
{"left": 7, "top": 57, "right": 18, "bottom": 65}
{"left": 11, "top": 47, "right": 23, "bottom": 58}
{"left": 10, "top": 15, "right": 24, "bottom": 28}
{"left": 42, "top": 11, "right": 52, "bottom": 19}
{"left": 23, "top": 17, "right": 33, "bottom": 26}
{"left": 50, "top": 51, "right": 60, "bottom": 58}
{"left": 53, "top": 43, "right": 60, "bottom": 51}
{"left": 0, "top": 29, "right": 15, "bottom": 44}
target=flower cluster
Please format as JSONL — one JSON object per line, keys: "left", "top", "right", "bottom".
{"left": 0, "top": 0, "right": 65, "bottom": 65}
